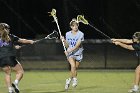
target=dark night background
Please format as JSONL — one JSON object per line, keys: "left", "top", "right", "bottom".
{"left": 0, "top": 0, "right": 140, "bottom": 39}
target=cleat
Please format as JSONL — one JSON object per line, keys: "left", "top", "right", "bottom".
{"left": 128, "top": 88, "right": 139, "bottom": 93}
{"left": 9, "top": 87, "right": 15, "bottom": 93}
{"left": 12, "top": 83, "right": 20, "bottom": 93}
{"left": 65, "top": 78, "right": 71, "bottom": 90}
{"left": 72, "top": 78, "right": 77, "bottom": 88}
{"left": 9, "top": 90, "right": 15, "bottom": 93}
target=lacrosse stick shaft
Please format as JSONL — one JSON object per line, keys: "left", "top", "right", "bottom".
{"left": 33, "top": 32, "right": 54, "bottom": 43}
{"left": 20, "top": 36, "right": 47, "bottom": 48}
{"left": 20, "top": 31, "right": 57, "bottom": 48}
{"left": 77, "top": 15, "right": 111, "bottom": 39}
{"left": 34, "top": 38, "right": 46, "bottom": 43}
{"left": 88, "top": 24, "right": 111, "bottom": 39}
{"left": 54, "top": 17, "right": 67, "bottom": 52}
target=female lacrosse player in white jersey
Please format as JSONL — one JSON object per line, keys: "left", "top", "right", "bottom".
{"left": 61, "top": 18, "right": 84, "bottom": 90}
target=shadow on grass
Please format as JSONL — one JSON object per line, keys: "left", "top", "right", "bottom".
{"left": 22, "top": 86, "right": 98, "bottom": 93}
{"left": 22, "top": 89, "right": 65, "bottom": 93}
{"left": 77, "top": 86, "right": 98, "bottom": 91}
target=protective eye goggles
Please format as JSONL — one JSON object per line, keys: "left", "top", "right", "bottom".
{"left": 4, "top": 24, "right": 10, "bottom": 29}
{"left": 0, "top": 23, "right": 10, "bottom": 30}
{"left": 132, "top": 35, "right": 138, "bottom": 39}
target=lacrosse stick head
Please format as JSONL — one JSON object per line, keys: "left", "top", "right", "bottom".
{"left": 45, "top": 30, "right": 59, "bottom": 39}
{"left": 51, "top": 9, "right": 56, "bottom": 17}
{"left": 77, "top": 15, "right": 89, "bottom": 25}
{"left": 48, "top": 9, "right": 57, "bottom": 21}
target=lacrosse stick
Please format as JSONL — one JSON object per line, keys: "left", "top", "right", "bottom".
{"left": 77, "top": 15, "right": 111, "bottom": 39}
{"left": 20, "top": 30, "right": 58, "bottom": 48}
{"left": 34, "top": 30, "right": 58, "bottom": 43}
{"left": 48, "top": 9, "right": 67, "bottom": 52}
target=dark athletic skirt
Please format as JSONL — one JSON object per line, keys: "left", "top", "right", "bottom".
{"left": 0, "top": 56, "right": 18, "bottom": 67}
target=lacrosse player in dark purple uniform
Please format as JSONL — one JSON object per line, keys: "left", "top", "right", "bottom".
{"left": 0, "top": 23, "right": 34, "bottom": 93}
{"left": 112, "top": 32, "right": 140, "bottom": 93}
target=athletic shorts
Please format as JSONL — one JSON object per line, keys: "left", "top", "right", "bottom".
{"left": 68, "top": 54, "right": 83, "bottom": 62}
{"left": 0, "top": 56, "right": 18, "bottom": 67}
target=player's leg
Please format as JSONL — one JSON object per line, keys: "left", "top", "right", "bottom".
{"left": 75, "top": 61, "right": 80, "bottom": 76}
{"left": 68, "top": 57, "right": 77, "bottom": 78}
{"left": 2, "top": 66, "right": 14, "bottom": 93}
{"left": 72, "top": 56, "right": 82, "bottom": 87}
{"left": 65, "top": 57, "right": 76, "bottom": 90}
{"left": 72, "top": 54, "right": 83, "bottom": 88}
{"left": 71, "top": 61, "right": 79, "bottom": 88}
{"left": 12, "top": 62, "right": 24, "bottom": 93}
{"left": 128, "top": 65, "right": 140, "bottom": 92}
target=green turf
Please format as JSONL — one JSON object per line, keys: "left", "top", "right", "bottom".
{"left": 0, "top": 70, "right": 135, "bottom": 93}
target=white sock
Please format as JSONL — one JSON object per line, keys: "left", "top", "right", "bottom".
{"left": 14, "top": 79, "right": 19, "bottom": 85}
{"left": 134, "top": 85, "right": 139, "bottom": 89}
{"left": 8, "top": 87, "right": 13, "bottom": 92}
{"left": 73, "top": 77, "right": 77, "bottom": 80}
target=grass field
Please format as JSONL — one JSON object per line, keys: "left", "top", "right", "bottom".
{"left": 0, "top": 70, "right": 136, "bottom": 93}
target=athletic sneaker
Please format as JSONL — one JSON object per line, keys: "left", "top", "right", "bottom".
{"left": 128, "top": 88, "right": 139, "bottom": 93}
{"left": 9, "top": 90, "right": 15, "bottom": 93}
{"left": 8, "top": 87, "right": 15, "bottom": 93}
{"left": 65, "top": 78, "right": 71, "bottom": 90}
{"left": 9, "top": 92, "right": 14, "bottom": 93}
{"left": 72, "top": 78, "right": 77, "bottom": 88}
{"left": 12, "top": 83, "right": 20, "bottom": 93}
